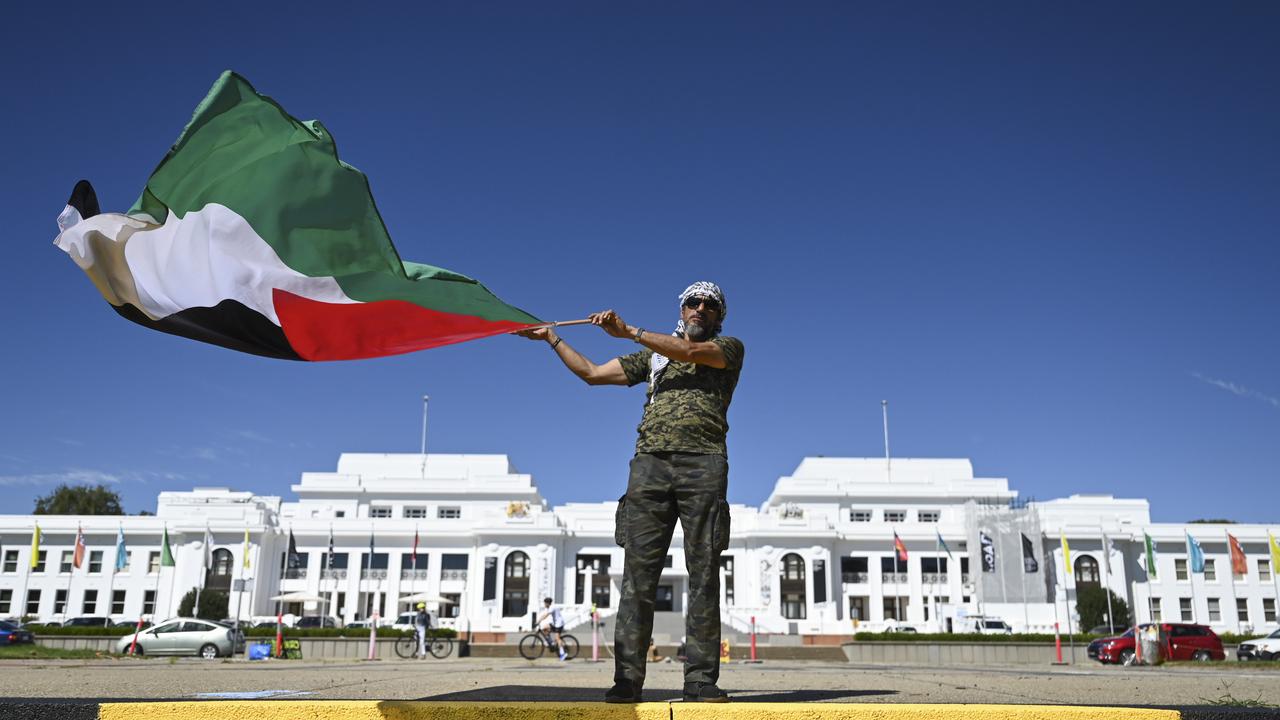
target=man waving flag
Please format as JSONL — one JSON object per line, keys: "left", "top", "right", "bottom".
{"left": 54, "top": 71, "right": 541, "bottom": 361}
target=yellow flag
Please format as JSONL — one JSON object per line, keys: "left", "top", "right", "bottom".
{"left": 242, "top": 528, "right": 251, "bottom": 570}
{"left": 1061, "top": 532, "right": 1072, "bottom": 570}
{"left": 29, "top": 524, "right": 41, "bottom": 569}
{"left": 1270, "top": 531, "right": 1280, "bottom": 574}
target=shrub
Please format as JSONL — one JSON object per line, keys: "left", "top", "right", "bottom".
{"left": 240, "top": 626, "right": 456, "bottom": 639}
{"left": 1075, "top": 585, "right": 1130, "bottom": 630}
{"left": 176, "top": 588, "right": 229, "bottom": 621}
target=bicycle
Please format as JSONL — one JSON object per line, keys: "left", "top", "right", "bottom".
{"left": 394, "top": 631, "right": 455, "bottom": 659}
{"left": 518, "top": 627, "right": 579, "bottom": 660}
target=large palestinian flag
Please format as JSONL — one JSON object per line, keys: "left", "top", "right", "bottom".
{"left": 54, "top": 71, "right": 540, "bottom": 361}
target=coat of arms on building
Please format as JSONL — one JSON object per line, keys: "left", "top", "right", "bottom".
{"left": 506, "top": 501, "right": 530, "bottom": 518}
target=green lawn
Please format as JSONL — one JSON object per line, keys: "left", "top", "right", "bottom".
{"left": 0, "top": 644, "right": 112, "bottom": 660}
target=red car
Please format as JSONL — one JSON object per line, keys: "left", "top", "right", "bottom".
{"left": 1088, "top": 623, "right": 1225, "bottom": 664}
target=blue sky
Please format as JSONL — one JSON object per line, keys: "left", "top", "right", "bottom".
{"left": 2, "top": 2, "right": 1277, "bottom": 522}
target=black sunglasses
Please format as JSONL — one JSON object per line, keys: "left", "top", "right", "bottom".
{"left": 683, "top": 296, "right": 721, "bottom": 312}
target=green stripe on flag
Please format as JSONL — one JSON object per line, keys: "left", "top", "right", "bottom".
{"left": 129, "top": 71, "right": 537, "bottom": 324}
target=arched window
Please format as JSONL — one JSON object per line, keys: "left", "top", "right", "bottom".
{"left": 780, "top": 553, "right": 807, "bottom": 620}
{"left": 1074, "top": 555, "right": 1100, "bottom": 586}
{"left": 205, "top": 548, "right": 234, "bottom": 590}
{"left": 503, "top": 551, "right": 530, "bottom": 617}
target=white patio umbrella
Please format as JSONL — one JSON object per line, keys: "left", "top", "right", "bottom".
{"left": 398, "top": 593, "right": 451, "bottom": 605}
{"left": 268, "top": 592, "right": 330, "bottom": 604}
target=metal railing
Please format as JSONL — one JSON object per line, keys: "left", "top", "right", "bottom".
{"left": 841, "top": 572, "right": 868, "bottom": 584}
{"left": 320, "top": 569, "right": 347, "bottom": 580}
{"left": 440, "top": 569, "right": 468, "bottom": 582}
{"left": 400, "top": 569, "right": 430, "bottom": 580}
{"left": 921, "top": 573, "right": 947, "bottom": 584}
{"left": 280, "top": 568, "right": 307, "bottom": 580}
{"left": 881, "top": 573, "right": 908, "bottom": 584}
{"left": 360, "top": 569, "right": 388, "bottom": 580}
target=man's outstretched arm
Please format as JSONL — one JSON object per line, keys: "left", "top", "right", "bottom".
{"left": 515, "top": 326, "right": 630, "bottom": 386}
{"left": 589, "top": 309, "right": 727, "bottom": 369}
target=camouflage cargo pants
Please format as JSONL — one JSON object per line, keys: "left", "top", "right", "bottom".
{"left": 613, "top": 451, "right": 731, "bottom": 688}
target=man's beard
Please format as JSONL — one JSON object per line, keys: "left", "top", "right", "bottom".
{"left": 685, "top": 321, "right": 710, "bottom": 341}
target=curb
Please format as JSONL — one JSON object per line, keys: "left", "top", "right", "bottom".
{"left": 1, "top": 701, "right": 1277, "bottom": 720}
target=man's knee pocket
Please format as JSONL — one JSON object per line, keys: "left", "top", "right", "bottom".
{"left": 712, "top": 499, "right": 731, "bottom": 554}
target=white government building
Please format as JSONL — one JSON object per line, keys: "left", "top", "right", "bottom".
{"left": 1, "top": 453, "right": 1277, "bottom": 638}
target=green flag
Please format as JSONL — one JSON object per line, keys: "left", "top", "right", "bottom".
{"left": 161, "top": 526, "right": 176, "bottom": 567}
{"left": 1143, "top": 532, "right": 1157, "bottom": 579}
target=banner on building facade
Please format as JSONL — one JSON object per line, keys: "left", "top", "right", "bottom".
{"left": 1021, "top": 533, "right": 1039, "bottom": 573}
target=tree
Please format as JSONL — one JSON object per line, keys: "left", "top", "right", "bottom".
{"left": 1076, "top": 585, "right": 1130, "bottom": 631}
{"left": 33, "top": 484, "right": 124, "bottom": 515}
{"left": 177, "top": 588, "right": 229, "bottom": 621}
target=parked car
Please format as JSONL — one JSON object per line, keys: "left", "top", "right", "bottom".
{"left": 64, "top": 616, "right": 111, "bottom": 628}
{"left": 113, "top": 618, "right": 244, "bottom": 659}
{"left": 1237, "top": 628, "right": 1280, "bottom": 661}
{"left": 344, "top": 619, "right": 373, "bottom": 629}
{"left": 296, "top": 616, "right": 338, "bottom": 629}
{"left": 1088, "top": 624, "right": 1124, "bottom": 635}
{"left": 975, "top": 619, "right": 1013, "bottom": 635}
{"left": 112, "top": 620, "right": 152, "bottom": 630}
{"left": 1088, "top": 623, "right": 1225, "bottom": 665}
{"left": 0, "top": 620, "right": 34, "bottom": 646}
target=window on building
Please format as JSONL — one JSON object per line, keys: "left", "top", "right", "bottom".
{"left": 576, "top": 554, "right": 613, "bottom": 608}
{"left": 362, "top": 552, "right": 388, "bottom": 578}
{"left": 112, "top": 590, "right": 126, "bottom": 615}
{"left": 2, "top": 550, "right": 17, "bottom": 573}
{"left": 880, "top": 555, "right": 907, "bottom": 575}
{"left": 143, "top": 590, "right": 156, "bottom": 615}
{"left": 1175, "top": 559, "right": 1188, "bottom": 581}
{"left": 1236, "top": 598, "right": 1249, "bottom": 623}
{"left": 841, "top": 556, "right": 868, "bottom": 583}
{"left": 720, "top": 556, "right": 735, "bottom": 605}
{"left": 439, "top": 593, "right": 461, "bottom": 618}
{"left": 89, "top": 550, "right": 104, "bottom": 574}
{"left": 0, "top": 589, "right": 11, "bottom": 614}
{"left": 26, "top": 590, "right": 41, "bottom": 616}
{"left": 1149, "top": 597, "right": 1162, "bottom": 622}
{"left": 335, "top": 511, "right": 345, "bottom": 518}
{"left": 849, "top": 510, "right": 872, "bottom": 522}
{"left": 441, "top": 553, "right": 469, "bottom": 581}
{"left": 960, "top": 556, "right": 970, "bottom": 579}
{"left": 482, "top": 557, "right": 497, "bottom": 602}
{"left": 1074, "top": 556, "right": 1100, "bottom": 586}
{"left": 83, "top": 589, "right": 98, "bottom": 614}
{"left": 1265, "top": 598, "right": 1277, "bottom": 623}
{"left": 61, "top": 551, "right": 74, "bottom": 574}
{"left": 369, "top": 506, "right": 392, "bottom": 518}
{"left": 918, "top": 510, "right": 940, "bottom": 523}
{"left": 883, "top": 596, "right": 908, "bottom": 621}
{"left": 1204, "top": 559, "right": 1216, "bottom": 582}
{"left": 664, "top": 554, "right": 674, "bottom": 568}
{"left": 148, "top": 551, "right": 161, "bottom": 574}
{"left": 402, "top": 507, "right": 428, "bottom": 519}
{"left": 921, "top": 557, "right": 948, "bottom": 575}
{"left": 780, "top": 553, "right": 807, "bottom": 619}
{"left": 884, "top": 510, "right": 905, "bottom": 523}
{"left": 1207, "top": 598, "right": 1220, "bottom": 622}
{"left": 1259, "top": 559, "right": 1272, "bottom": 582}
{"left": 321, "top": 552, "right": 349, "bottom": 576}
{"left": 280, "top": 550, "right": 308, "bottom": 580}
{"left": 503, "top": 551, "right": 530, "bottom": 617}
{"left": 814, "top": 559, "right": 827, "bottom": 604}
{"left": 438, "top": 506, "right": 462, "bottom": 519}
{"left": 401, "top": 553, "right": 429, "bottom": 579}
{"left": 849, "top": 596, "right": 868, "bottom": 621}
{"left": 1180, "top": 597, "right": 1193, "bottom": 621}
{"left": 55, "top": 589, "right": 68, "bottom": 614}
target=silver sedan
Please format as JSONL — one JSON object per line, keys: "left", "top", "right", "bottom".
{"left": 115, "top": 618, "right": 243, "bottom": 658}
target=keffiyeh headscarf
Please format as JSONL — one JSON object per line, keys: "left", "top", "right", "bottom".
{"left": 647, "top": 281, "right": 727, "bottom": 400}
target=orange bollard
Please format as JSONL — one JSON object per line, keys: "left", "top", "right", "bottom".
{"left": 128, "top": 617, "right": 144, "bottom": 656}
{"left": 1053, "top": 622, "right": 1063, "bottom": 664}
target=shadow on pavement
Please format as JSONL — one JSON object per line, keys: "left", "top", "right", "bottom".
{"left": 419, "top": 686, "right": 897, "bottom": 703}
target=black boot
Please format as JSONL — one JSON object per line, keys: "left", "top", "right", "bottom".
{"left": 604, "top": 679, "right": 643, "bottom": 703}
{"left": 683, "top": 682, "right": 730, "bottom": 703}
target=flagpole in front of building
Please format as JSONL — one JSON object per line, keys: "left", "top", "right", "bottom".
{"left": 1100, "top": 529, "right": 1114, "bottom": 631}
{"left": 420, "top": 395, "right": 429, "bottom": 478}
{"left": 1224, "top": 530, "right": 1241, "bottom": 634}
{"left": 1186, "top": 532, "right": 1201, "bottom": 624}
{"left": 881, "top": 400, "right": 891, "bottom": 484}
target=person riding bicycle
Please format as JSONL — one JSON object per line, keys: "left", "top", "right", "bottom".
{"left": 414, "top": 602, "right": 431, "bottom": 658}
{"left": 536, "top": 597, "right": 568, "bottom": 661}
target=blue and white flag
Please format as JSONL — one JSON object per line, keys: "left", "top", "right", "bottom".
{"left": 1186, "top": 532, "right": 1205, "bottom": 574}
{"left": 936, "top": 530, "right": 954, "bottom": 560}
{"left": 114, "top": 526, "right": 128, "bottom": 571}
